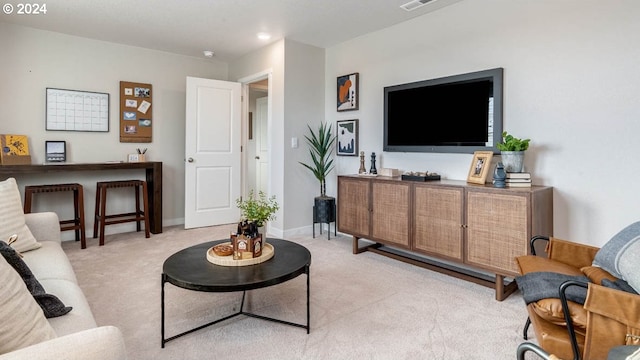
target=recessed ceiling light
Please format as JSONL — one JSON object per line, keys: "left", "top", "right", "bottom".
{"left": 203, "top": 50, "right": 214, "bottom": 58}
{"left": 257, "top": 32, "right": 271, "bottom": 40}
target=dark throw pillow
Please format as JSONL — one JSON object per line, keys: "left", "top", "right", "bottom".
{"left": 0, "top": 240, "right": 72, "bottom": 318}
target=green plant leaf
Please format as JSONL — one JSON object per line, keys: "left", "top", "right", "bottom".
{"left": 299, "top": 122, "right": 336, "bottom": 196}
{"left": 498, "top": 131, "right": 530, "bottom": 151}
{"left": 235, "top": 190, "right": 279, "bottom": 227}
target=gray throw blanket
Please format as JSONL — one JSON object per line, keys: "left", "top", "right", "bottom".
{"left": 515, "top": 272, "right": 590, "bottom": 305}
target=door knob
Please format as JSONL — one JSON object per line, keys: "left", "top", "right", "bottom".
{"left": 187, "top": 157, "right": 194, "bottom": 163}
{"left": 255, "top": 156, "right": 260, "bottom": 160}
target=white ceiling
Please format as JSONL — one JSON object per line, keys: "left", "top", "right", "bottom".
{"left": 0, "top": 0, "right": 463, "bottom": 62}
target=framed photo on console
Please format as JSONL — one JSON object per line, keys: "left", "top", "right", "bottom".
{"left": 45, "top": 140, "right": 66, "bottom": 162}
{"left": 467, "top": 151, "right": 493, "bottom": 184}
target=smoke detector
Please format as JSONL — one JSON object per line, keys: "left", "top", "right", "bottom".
{"left": 203, "top": 50, "right": 214, "bottom": 58}
{"left": 400, "top": 0, "right": 437, "bottom": 11}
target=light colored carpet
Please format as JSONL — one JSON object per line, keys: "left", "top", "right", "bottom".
{"left": 62, "top": 225, "right": 537, "bottom": 360}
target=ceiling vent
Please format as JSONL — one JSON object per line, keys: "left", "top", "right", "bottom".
{"left": 400, "top": 0, "right": 437, "bottom": 12}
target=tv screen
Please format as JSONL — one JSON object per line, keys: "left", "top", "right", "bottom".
{"left": 384, "top": 68, "right": 503, "bottom": 154}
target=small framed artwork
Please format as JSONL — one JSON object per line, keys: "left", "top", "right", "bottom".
{"left": 45, "top": 141, "right": 66, "bottom": 162}
{"left": 467, "top": 151, "right": 494, "bottom": 184}
{"left": 337, "top": 72, "right": 359, "bottom": 112}
{"left": 336, "top": 119, "right": 358, "bottom": 156}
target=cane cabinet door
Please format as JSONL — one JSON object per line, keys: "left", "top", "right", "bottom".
{"left": 337, "top": 176, "right": 371, "bottom": 238}
{"left": 413, "top": 184, "right": 464, "bottom": 261}
{"left": 371, "top": 180, "right": 411, "bottom": 248}
{"left": 465, "top": 189, "right": 529, "bottom": 276}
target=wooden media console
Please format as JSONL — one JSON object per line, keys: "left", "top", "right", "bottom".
{"left": 337, "top": 175, "right": 553, "bottom": 301}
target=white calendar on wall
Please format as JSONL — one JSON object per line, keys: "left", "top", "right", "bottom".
{"left": 46, "top": 88, "right": 110, "bottom": 132}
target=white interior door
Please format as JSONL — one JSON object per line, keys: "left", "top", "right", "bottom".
{"left": 255, "top": 96, "right": 269, "bottom": 194}
{"left": 184, "top": 76, "right": 241, "bottom": 229}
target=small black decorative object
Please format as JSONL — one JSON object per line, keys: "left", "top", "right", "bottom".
{"left": 493, "top": 162, "right": 506, "bottom": 188}
{"left": 369, "top": 152, "right": 377, "bottom": 174}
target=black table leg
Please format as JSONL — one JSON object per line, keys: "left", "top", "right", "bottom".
{"left": 161, "top": 273, "right": 166, "bottom": 348}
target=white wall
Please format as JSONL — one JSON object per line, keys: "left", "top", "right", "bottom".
{"left": 229, "top": 39, "right": 325, "bottom": 237}
{"left": 326, "top": 1, "right": 640, "bottom": 247}
{"left": 229, "top": 40, "right": 287, "bottom": 235}
{"left": 0, "top": 22, "right": 228, "bottom": 238}
{"left": 282, "top": 40, "right": 326, "bottom": 232}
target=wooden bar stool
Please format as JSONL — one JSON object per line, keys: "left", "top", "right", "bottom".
{"left": 93, "top": 180, "right": 150, "bottom": 246}
{"left": 23, "top": 183, "right": 87, "bottom": 249}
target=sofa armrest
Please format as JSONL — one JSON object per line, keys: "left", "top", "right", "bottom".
{"left": 0, "top": 326, "right": 126, "bottom": 360}
{"left": 24, "top": 212, "right": 61, "bottom": 244}
{"left": 547, "top": 237, "right": 599, "bottom": 269}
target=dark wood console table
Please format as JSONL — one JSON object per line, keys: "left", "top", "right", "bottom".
{"left": 0, "top": 162, "right": 163, "bottom": 234}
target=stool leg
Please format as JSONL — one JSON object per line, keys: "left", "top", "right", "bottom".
{"left": 24, "top": 189, "right": 33, "bottom": 214}
{"left": 73, "top": 188, "right": 80, "bottom": 242}
{"left": 99, "top": 186, "right": 107, "bottom": 246}
{"left": 135, "top": 185, "right": 141, "bottom": 232}
{"left": 77, "top": 187, "right": 86, "bottom": 249}
{"left": 142, "top": 182, "right": 150, "bottom": 238}
{"left": 93, "top": 186, "right": 101, "bottom": 239}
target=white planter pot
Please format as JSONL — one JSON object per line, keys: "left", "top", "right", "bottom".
{"left": 501, "top": 151, "right": 525, "bottom": 173}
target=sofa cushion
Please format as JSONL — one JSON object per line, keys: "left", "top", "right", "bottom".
{"left": 40, "top": 279, "right": 98, "bottom": 336}
{"left": 530, "top": 298, "right": 588, "bottom": 331}
{"left": 0, "top": 178, "right": 40, "bottom": 253}
{"left": 20, "top": 241, "right": 78, "bottom": 283}
{"left": 0, "top": 241, "right": 72, "bottom": 318}
{"left": 581, "top": 265, "right": 617, "bottom": 285}
{"left": 593, "top": 221, "right": 640, "bottom": 281}
{"left": 0, "top": 254, "right": 57, "bottom": 355}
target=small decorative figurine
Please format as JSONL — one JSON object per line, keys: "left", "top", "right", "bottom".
{"left": 493, "top": 162, "right": 506, "bottom": 188}
{"left": 369, "top": 152, "right": 378, "bottom": 175}
{"left": 359, "top": 151, "right": 366, "bottom": 174}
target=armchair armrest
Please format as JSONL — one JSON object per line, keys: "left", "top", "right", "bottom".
{"left": 583, "top": 284, "right": 640, "bottom": 360}
{"left": 559, "top": 282, "right": 640, "bottom": 360}
{"left": 0, "top": 326, "right": 126, "bottom": 360}
{"left": 517, "top": 342, "right": 564, "bottom": 360}
{"left": 547, "top": 237, "right": 599, "bottom": 269}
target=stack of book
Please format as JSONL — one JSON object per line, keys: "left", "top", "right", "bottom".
{"left": 506, "top": 172, "right": 532, "bottom": 187}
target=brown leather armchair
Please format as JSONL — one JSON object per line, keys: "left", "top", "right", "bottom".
{"left": 516, "top": 236, "right": 640, "bottom": 360}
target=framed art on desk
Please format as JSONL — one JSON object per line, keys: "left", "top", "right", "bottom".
{"left": 45, "top": 141, "right": 66, "bottom": 162}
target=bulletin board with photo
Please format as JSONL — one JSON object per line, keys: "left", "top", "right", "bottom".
{"left": 120, "top": 81, "right": 152, "bottom": 143}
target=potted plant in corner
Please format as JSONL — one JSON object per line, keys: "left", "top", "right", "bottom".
{"left": 299, "top": 122, "right": 337, "bottom": 238}
{"left": 497, "top": 131, "right": 530, "bottom": 173}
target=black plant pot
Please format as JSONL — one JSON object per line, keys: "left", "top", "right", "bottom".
{"left": 313, "top": 196, "right": 336, "bottom": 239}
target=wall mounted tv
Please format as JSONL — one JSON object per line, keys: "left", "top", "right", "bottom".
{"left": 384, "top": 67, "right": 503, "bottom": 154}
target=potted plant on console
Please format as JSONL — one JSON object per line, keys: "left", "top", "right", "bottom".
{"left": 497, "top": 131, "right": 530, "bottom": 173}
{"left": 299, "top": 122, "right": 337, "bottom": 238}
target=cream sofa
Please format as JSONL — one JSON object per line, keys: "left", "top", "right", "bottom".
{"left": 0, "top": 212, "right": 127, "bottom": 360}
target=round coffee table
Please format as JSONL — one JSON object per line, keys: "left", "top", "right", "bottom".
{"left": 161, "top": 238, "right": 311, "bottom": 347}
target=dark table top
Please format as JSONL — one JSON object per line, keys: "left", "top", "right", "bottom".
{"left": 162, "top": 238, "right": 311, "bottom": 292}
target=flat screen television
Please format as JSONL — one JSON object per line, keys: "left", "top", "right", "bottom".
{"left": 384, "top": 67, "right": 503, "bottom": 154}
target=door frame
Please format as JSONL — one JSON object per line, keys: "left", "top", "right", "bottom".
{"left": 238, "top": 70, "right": 273, "bottom": 200}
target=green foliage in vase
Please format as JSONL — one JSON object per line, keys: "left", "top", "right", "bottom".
{"left": 299, "top": 122, "right": 336, "bottom": 197}
{"left": 497, "top": 131, "right": 530, "bottom": 151}
{"left": 235, "top": 190, "right": 279, "bottom": 227}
